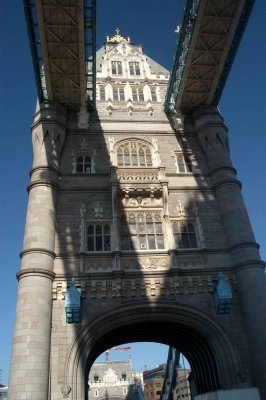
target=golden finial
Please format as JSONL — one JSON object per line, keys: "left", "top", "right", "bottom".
{"left": 106, "top": 28, "right": 131, "bottom": 43}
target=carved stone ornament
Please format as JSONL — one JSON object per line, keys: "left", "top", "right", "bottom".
{"left": 61, "top": 384, "right": 71, "bottom": 398}
{"left": 94, "top": 201, "right": 103, "bottom": 218}
{"left": 177, "top": 200, "right": 186, "bottom": 217}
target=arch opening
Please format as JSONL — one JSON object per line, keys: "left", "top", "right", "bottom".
{"left": 65, "top": 303, "right": 240, "bottom": 400}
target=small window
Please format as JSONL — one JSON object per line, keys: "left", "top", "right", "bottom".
{"left": 129, "top": 62, "right": 140, "bottom": 76}
{"left": 150, "top": 87, "right": 157, "bottom": 102}
{"left": 121, "top": 373, "right": 126, "bottom": 381}
{"left": 113, "top": 87, "right": 125, "bottom": 101}
{"left": 94, "top": 390, "right": 99, "bottom": 397}
{"left": 94, "top": 374, "right": 99, "bottom": 382}
{"left": 173, "top": 221, "right": 197, "bottom": 249}
{"left": 123, "top": 387, "right": 128, "bottom": 395}
{"left": 132, "top": 87, "right": 144, "bottom": 101}
{"left": 176, "top": 152, "right": 192, "bottom": 173}
{"left": 111, "top": 61, "right": 122, "bottom": 75}
{"left": 76, "top": 155, "right": 91, "bottom": 173}
{"left": 100, "top": 86, "right": 105, "bottom": 101}
{"left": 87, "top": 224, "right": 111, "bottom": 252}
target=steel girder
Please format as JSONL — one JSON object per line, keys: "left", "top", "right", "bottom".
{"left": 165, "top": 0, "right": 255, "bottom": 113}
{"left": 24, "top": 0, "right": 96, "bottom": 111}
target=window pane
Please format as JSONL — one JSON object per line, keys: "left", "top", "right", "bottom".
{"left": 185, "top": 155, "right": 192, "bottom": 172}
{"left": 118, "top": 63, "right": 122, "bottom": 75}
{"left": 189, "top": 233, "right": 197, "bottom": 248}
{"left": 121, "top": 236, "right": 129, "bottom": 250}
{"left": 121, "top": 223, "right": 128, "bottom": 235}
{"left": 155, "top": 223, "right": 163, "bottom": 234}
{"left": 96, "top": 236, "right": 103, "bottom": 251}
{"left": 132, "top": 88, "right": 138, "bottom": 101}
{"left": 182, "top": 234, "right": 189, "bottom": 248}
{"left": 135, "top": 64, "right": 140, "bottom": 75}
{"left": 113, "top": 88, "right": 118, "bottom": 100}
{"left": 104, "top": 236, "right": 111, "bottom": 251}
{"left": 104, "top": 225, "right": 110, "bottom": 234}
{"left": 87, "top": 236, "right": 94, "bottom": 251}
{"left": 131, "top": 236, "right": 138, "bottom": 250}
{"left": 139, "top": 89, "right": 144, "bottom": 101}
{"left": 129, "top": 224, "right": 137, "bottom": 234}
{"left": 87, "top": 225, "right": 94, "bottom": 235}
{"left": 138, "top": 223, "right": 145, "bottom": 234}
{"left": 173, "top": 224, "right": 179, "bottom": 233}
{"left": 157, "top": 235, "right": 164, "bottom": 249}
{"left": 119, "top": 88, "right": 125, "bottom": 101}
{"left": 175, "top": 235, "right": 182, "bottom": 248}
{"left": 147, "top": 224, "right": 154, "bottom": 234}
{"left": 96, "top": 225, "right": 102, "bottom": 235}
{"left": 148, "top": 235, "right": 156, "bottom": 249}
{"left": 139, "top": 236, "right": 147, "bottom": 249}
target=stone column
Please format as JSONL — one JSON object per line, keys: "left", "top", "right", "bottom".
{"left": 8, "top": 102, "right": 66, "bottom": 400}
{"left": 193, "top": 106, "right": 266, "bottom": 398}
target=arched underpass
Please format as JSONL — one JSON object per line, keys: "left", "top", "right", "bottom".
{"left": 64, "top": 302, "right": 241, "bottom": 400}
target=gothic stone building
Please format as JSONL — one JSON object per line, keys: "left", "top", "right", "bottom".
{"left": 8, "top": 30, "right": 266, "bottom": 400}
{"left": 88, "top": 360, "right": 143, "bottom": 400}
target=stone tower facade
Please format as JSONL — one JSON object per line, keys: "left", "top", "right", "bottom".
{"left": 8, "top": 31, "right": 266, "bottom": 400}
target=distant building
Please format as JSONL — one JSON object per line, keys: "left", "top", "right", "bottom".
{"left": 143, "top": 365, "right": 166, "bottom": 400}
{"left": 174, "top": 369, "right": 191, "bottom": 400}
{"left": 88, "top": 360, "right": 143, "bottom": 400}
{"left": 0, "top": 385, "right": 8, "bottom": 400}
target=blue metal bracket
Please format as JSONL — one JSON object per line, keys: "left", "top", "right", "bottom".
{"left": 165, "top": 0, "right": 201, "bottom": 113}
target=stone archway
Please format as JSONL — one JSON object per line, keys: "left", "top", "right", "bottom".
{"left": 64, "top": 301, "right": 241, "bottom": 400}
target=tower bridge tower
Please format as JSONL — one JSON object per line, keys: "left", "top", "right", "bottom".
{"left": 8, "top": 3, "right": 266, "bottom": 399}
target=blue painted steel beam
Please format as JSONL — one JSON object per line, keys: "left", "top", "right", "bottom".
{"left": 165, "top": 0, "right": 201, "bottom": 113}
{"left": 23, "top": 0, "right": 48, "bottom": 103}
{"left": 85, "top": 0, "right": 96, "bottom": 110}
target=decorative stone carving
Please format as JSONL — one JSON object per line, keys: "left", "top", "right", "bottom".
{"left": 117, "top": 170, "right": 158, "bottom": 182}
{"left": 122, "top": 256, "right": 169, "bottom": 271}
{"left": 120, "top": 195, "right": 162, "bottom": 207}
{"left": 84, "top": 258, "right": 113, "bottom": 272}
{"left": 61, "top": 384, "right": 71, "bottom": 398}
{"left": 177, "top": 200, "right": 186, "bottom": 217}
{"left": 94, "top": 201, "right": 103, "bottom": 218}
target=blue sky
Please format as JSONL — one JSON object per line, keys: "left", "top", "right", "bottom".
{"left": 0, "top": 0, "right": 265, "bottom": 386}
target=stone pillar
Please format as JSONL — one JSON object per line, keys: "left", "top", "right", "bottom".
{"left": 8, "top": 102, "right": 67, "bottom": 400}
{"left": 193, "top": 106, "right": 266, "bottom": 398}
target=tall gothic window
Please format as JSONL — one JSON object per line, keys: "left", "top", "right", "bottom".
{"left": 176, "top": 152, "right": 192, "bottom": 173}
{"left": 87, "top": 224, "right": 111, "bottom": 251}
{"left": 120, "top": 211, "right": 164, "bottom": 250}
{"left": 132, "top": 87, "right": 144, "bottom": 101}
{"left": 116, "top": 141, "right": 153, "bottom": 167}
{"left": 76, "top": 155, "right": 91, "bottom": 173}
{"left": 172, "top": 221, "right": 197, "bottom": 248}
{"left": 111, "top": 61, "right": 122, "bottom": 75}
{"left": 129, "top": 62, "right": 140, "bottom": 76}
{"left": 113, "top": 87, "right": 125, "bottom": 101}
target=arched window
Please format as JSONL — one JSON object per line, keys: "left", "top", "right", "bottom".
{"left": 172, "top": 221, "right": 197, "bottom": 248}
{"left": 116, "top": 141, "right": 153, "bottom": 167}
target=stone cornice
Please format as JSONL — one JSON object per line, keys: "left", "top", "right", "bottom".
{"left": 27, "top": 180, "right": 59, "bottom": 192}
{"left": 20, "top": 248, "right": 56, "bottom": 259}
{"left": 17, "top": 268, "right": 55, "bottom": 281}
